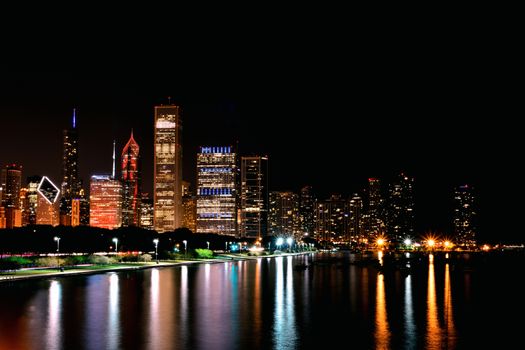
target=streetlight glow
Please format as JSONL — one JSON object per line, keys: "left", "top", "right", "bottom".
{"left": 276, "top": 238, "right": 284, "bottom": 247}
{"left": 54, "top": 236, "right": 61, "bottom": 253}
{"left": 183, "top": 240, "right": 188, "bottom": 255}
{"left": 206, "top": 241, "right": 210, "bottom": 250}
{"left": 112, "top": 238, "right": 118, "bottom": 253}
{"left": 404, "top": 239, "right": 412, "bottom": 246}
{"left": 153, "top": 238, "right": 159, "bottom": 263}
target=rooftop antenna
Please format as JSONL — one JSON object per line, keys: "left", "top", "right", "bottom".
{"left": 73, "top": 108, "right": 76, "bottom": 128}
{"left": 112, "top": 140, "right": 116, "bottom": 179}
{"left": 168, "top": 96, "right": 172, "bottom": 105}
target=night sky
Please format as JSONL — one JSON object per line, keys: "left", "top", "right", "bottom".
{"left": 0, "top": 70, "right": 520, "bottom": 243}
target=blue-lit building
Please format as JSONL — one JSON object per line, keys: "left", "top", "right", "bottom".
{"left": 196, "top": 146, "right": 237, "bottom": 236}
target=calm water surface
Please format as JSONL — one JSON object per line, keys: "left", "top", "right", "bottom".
{"left": 1, "top": 252, "right": 523, "bottom": 349}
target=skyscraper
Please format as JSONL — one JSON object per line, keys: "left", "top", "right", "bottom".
{"left": 22, "top": 176, "right": 41, "bottom": 226}
{"left": 196, "top": 146, "right": 237, "bottom": 235}
{"left": 60, "top": 109, "right": 82, "bottom": 225}
{"left": 367, "top": 178, "right": 385, "bottom": 238}
{"left": 1, "top": 164, "right": 22, "bottom": 228}
{"left": 240, "top": 156, "right": 269, "bottom": 239}
{"left": 36, "top": 176, "right": 61, "bottom": 226}
{"left": 387, "top": 173, "right": 415, "bottom": 242}
{"left": 89, "top": 175, "right": 122, "bottom": 229}
{"left": 453, "top": 185, "right": 476, "bottom": 248}
{"left": 140, "top": 193, "right": 154, "bottom": 230}
{"left": 269, "top": 191, "right": 300, "bottom": 238}
{"left": 154, "top": 104, "right": 183, "bottom": 233}
{"left": 121, "top": 130, "right": 141, "bottom": 227}
{"left": 314, "top": 194, "right": 350, "bottom": 246}
{"left": 299, "top": 186, "right": 315, "bottom": 237}
{"left": 349, "top": 194, "right": 364, "bottom": 245}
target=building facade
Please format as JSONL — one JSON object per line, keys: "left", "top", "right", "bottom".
{"left": 453, "top": 185, "right": 476, "bottom": 248}
{"left": 154, "top": 105, "right": 183, "bottom": 233}
{"left": 140, "top": 193, "right": 154, "bottom": 230}
{"left": 367, "top": 178, "right": 385, "bottom": 238}
{"left": 36, "top": 176, "right": 60, "bottom": 226}
{"left": 299, "top": 186, "right": 315, "bottom": 237}
{"left": 1, "top": 164, "right": 22, "bottom": 228}
{"left": 269, "top": 191, "right": 300, "bottom": 238}
{"left": 121, "top": 130, "right": 141, "bottom": 227}
{"left": 89, "top": 175, "right": 122, "bottom": 229}
{"left": 315, "top": 194, "right": 350, "bottom": 246}
{"left": 240, "top": 156, "right": 268, "bottom": 239}
{"left": 196, "top": 146, "right": 237, "bottom": 235}
{"left": 387, "top": 173, "right": 415, "bottom": 242}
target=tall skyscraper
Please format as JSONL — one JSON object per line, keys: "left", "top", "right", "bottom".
{"left": 36, "top": 176, "right": 61, "bottom": 226}
{"left": 1, "top": 164, "right": 22, "bottom": 228}
{"left": 299, "top": 186, "right": 315, "bottom": 237}
{"left": 60, "top": 109, "right": 82, "bottom": 225}
{"left": 367, "top": 178, "right": 385, "bottom": 238}
{"left": 315, "top": 194, "right": 350, "bottom": 246}
{"left": 453, "top": 185, "right": 476, "bottom": 248}
{"left": 196, "top": 146, "right": 237, "bottom": 235}
{"left": 387, "top": 173, "right": 415, "bottom": 242}
{"left": 89, "top": 175, "right": 122, "bottom": 229}
{"left": 121, "top": 130, "right": 141, "bottom": 227}
{"left": 269, "top": 191, "right": 300, "bottom": 238}
{"left": 140, "top": 193, "right": 154, "bottom": 230}
{"left": 349, "top": 194, "right": 364, "bottom": 245}
{"left": 154, "top": 104, "right": 183, "bottom": 233}
{"left": 240, "top": 156, "right": 269, "bottom": 239}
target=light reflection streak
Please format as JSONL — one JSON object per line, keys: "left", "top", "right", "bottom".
{"left": 46, "top": 280, "right": 62, "bottom": 350}
{"left": 273, "top": 257, "right": 297, "bottom": 349}
{"left": 374, "top": 273, "right": 390, "bottom": 349}
{"left": 148, "top": 269, "right": 160, "bottom": 350}
{"left": 444, "top": 264, "right": 456, "bottom": 348}
{"left": 404, "top": 275, "right": 416, "bottom": 349}
{"left": 107, "top": 273, "right": 120, "bottom": 350}
{"left": 426, "top": 254, "right": 441, "bottom": 348}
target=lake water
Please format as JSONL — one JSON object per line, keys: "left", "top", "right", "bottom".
{"left": 0, "top": 251, "right": 523, "bottom": 349}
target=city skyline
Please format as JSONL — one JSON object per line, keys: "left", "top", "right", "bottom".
{"left": 0, "top": 71, "right": 518, "bottom": 242}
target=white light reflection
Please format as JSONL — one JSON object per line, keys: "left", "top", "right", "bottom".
{"left": 107, "top": 273, "right": 120, "bottom": 350}
{"left": 404, "top": 275, "right": 416, "bottom": 349}
{"left": 148, "top": 269, "right": 160, "bottom": 349}
{"left": 180, "top": 266, "right": 188, "bottom": 335}
{"left": 46, "top": 280, "right": 62, "bottom": 350}
{"left": 273, "top": 256, "right": 297, "bottom": 348}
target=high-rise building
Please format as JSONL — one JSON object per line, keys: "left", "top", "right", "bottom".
{"left": 315, "top": 194, "right": 350, "bottom": 246}
{"left": 1, "top": 164, "right": 22, "bottom": 228}
{"left": 196, "top": 146, "right": 237, "bottom": 235}
{"left": 349, "top": 194, "right": 364, "bottom": 245}
{"left": 154, "top": 104, "right": 183, "bottom": 233}
{"left": 386, "top": 173, "right": 415, "bottom": 242}
{"left": 453, "top": 185, "right": 476, "bottom": 248}
{"left": 299, "top": 186, "right": 315, "bottom": 237}
{"left": 36, "top": 176, "right": 61, "bottom": 226}
{"left": 269, "top": 191, "right": 300, "bottom": 238}
{"left": 89, "top": 175, "right": 122, "bottom": 229}
{"left": 140, "top": 193, "right": 154, "bottom": 230}
{"left": 60, "top": 109, "right": 82, "bottom": 225}
{"left": 367, "top": 178, "right": 385, "bottom": 238}
{"left": 121, "top": 130, "right": 141, "bottom": 227}
{"left": 0, "top": 207, "right": 5, "bottom": 229}
{"left": 240, "top": 156, "right": 269, "bottom": 239}
{"left": 182, "top": 196, "right": 197, "bottom": 232}
{"left": 71, "top": 199, "right": 81, "bottom": 227}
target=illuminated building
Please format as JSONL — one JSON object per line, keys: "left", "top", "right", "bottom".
{"left": 36, "top": 176, "right": 60, "bottom": 226}
{"left": 367, "top": 178, "right": 385, "bottom": 238}
{"left": 299, "top": 186, "right": 315, "bottom": 237}
{"left": 154, "top": 104, "right": 183, "bottom": 233}
{"left": 453, "top": 185, "right": 476, "bottom": 248}
{"left": 196, "top": 146, "right": 237, "bottom": 235}
{"left": 349, "top": 194, "right": 364, "bottom": 245}
{"left": 89, "top": 175, "right": 122, "bottom": 229}
{"left": 240, "top": 156, "right": 268, "bottom": 239}
{"left": 60, "top": 109, "right": 83, "bottom": 225}
{"left": 387, "top": 173, "right": 415, "bottom": 242}
{"left": 0, "top": 207, "right": 5, "bottom": 228}
{"left": 71, "top": 199, "right": 81, "bottom": 226}
{"left": 121, "top": 130, "right": 141, "bottom": 227}
{"left": 182, "top": 196, "right": 197, "bottom": 232}
{"left": 269, "top": 191, "right": 300, "bottom": 238}
{"left": 315, "top": 194, "right": 350, "bottom": 246}
{"left": 140, "top": 193, "right": 154, "bottom": 230}
{"left": 1, "top": 164, "right": 22, "bottom": 228}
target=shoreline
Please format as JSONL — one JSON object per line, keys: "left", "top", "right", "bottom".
{"left": 0, "top": 251, "right": 315, "bottom": 284}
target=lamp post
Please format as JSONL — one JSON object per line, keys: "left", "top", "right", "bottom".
{"left": 183, "top": 240, "right": 187, "bottom": 257}
{"left": 287, "top": 237, "right": 293, "bottom": 252}
{"left": 54, "top": 236, "right": 61, "bottom": 253}
{"left": 206, "top": 241, "right": 210, "bottom": 250}
{"left": 276, "top": 238, "right": 284, "bottom": 251}
{"left": 112, "top": 238, "right": 118, "bottom": 253}
{"left": 153, "top": 238, "right": 159, "bottom": 263}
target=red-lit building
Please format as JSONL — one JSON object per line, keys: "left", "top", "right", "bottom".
{"left": 121, "top": 130, "right": 141, "bottom": 227}
{"left": 89, "top": 175, "right": 122, "bottom": 229}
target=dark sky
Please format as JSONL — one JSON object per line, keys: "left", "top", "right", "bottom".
{"left": 0, "top": 69, "right": 520, "bottom": 243}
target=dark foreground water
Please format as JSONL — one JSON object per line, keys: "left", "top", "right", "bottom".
{"left": 1, "top": 251, "right": 524, "bottom": 349}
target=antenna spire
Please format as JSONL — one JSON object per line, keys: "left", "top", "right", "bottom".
{"left": 73, "top": 108, "right": 76, "bottom": 128}
{"left": 168, "top": 96, "right": 172, "bottom": 105}
{"left": 112, "top": 140, "right": 116, "bottom": 179}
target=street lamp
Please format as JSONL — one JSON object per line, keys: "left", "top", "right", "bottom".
{"left": 112, "top": 238, "right": 118, "bottom": 253}
{"left": 287, "top": 237, "right": 293, "bottom": 251}
{"left": 276, "top": 237, "right": 284, "bottom": 250}
{"left": 206, "top": 241, "right": 210, "bottom": 250}
{"left": 183, "top": 240, "right": 187, "bottom": 256}
{"left": 54, "top": 236, "right": 61, "bottom": 253}
{"left": 153, "top": 238, "right": 159, "bottom": 263}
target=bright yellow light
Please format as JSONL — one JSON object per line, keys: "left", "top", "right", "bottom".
{"left": 427, "top": 239, "right": 435, "bottom": 247}
{"left": 482, "top": 244, "right": 490, "bottom": 251}
{"left": 444, "top": 241, "right": 451, "bottom": 248}
{"left": 376, "top": 238, "right": 385, "bottom": 246}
